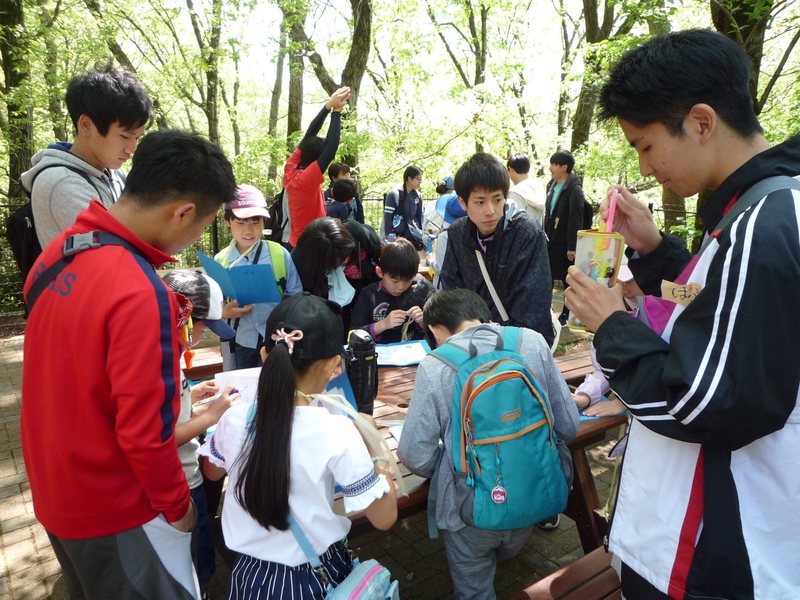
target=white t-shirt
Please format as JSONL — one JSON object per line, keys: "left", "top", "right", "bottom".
{"left": 199, "top": 403, "right": 389, "bottom": 566}
{"left": 508, "top": 178, "right": 546, "bottom": 224}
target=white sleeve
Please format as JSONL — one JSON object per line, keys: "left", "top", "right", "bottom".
{"left": 198, "top": 406, "right": 247, "bottom": 469}
{"left": 328, "top": 417, "right": 390, "bottom": 513}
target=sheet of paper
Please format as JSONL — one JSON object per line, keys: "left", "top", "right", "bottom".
{"left": 375, "top": 340, "right": 430, "bottom": 367}
{"left": 197, "top": 251, "right": 281, "bottom": 305}
{"left": 213, "top": 366, "right": 261, "bottom": 404}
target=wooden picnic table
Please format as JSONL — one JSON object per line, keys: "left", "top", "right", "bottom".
{"left": 337, "top": 357, "right": 626, "bottom": 554}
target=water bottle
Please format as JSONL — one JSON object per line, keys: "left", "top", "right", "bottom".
{"left": 344, "top": 329, "right": 379, "bottom": 414}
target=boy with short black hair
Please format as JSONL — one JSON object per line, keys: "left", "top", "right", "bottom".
{"left": 398, "top": 289, "right": 577, "bottom": 599}
{"left": 325, "top": 162, "right": 365, "bottom": 223}
{"left": 326, "top": 177, "right": 358, "bottom": 221}
{"left": 21, "top": 129, "right": 237, "bottom": 599}
{"left": 215, "top": 184, "right": 302, "bottom": 369}
{"left": 544, "top": 149, "right": 585, "bottom": 324}
{"left": 350, "top": 237, "right": 433, "bottom": 343}
{"left": 507, "top": 152, "right": 545, "bottom": 224}
{"left": 566, "top": 29, "right": 800, "bottom": 599}
{"left": 440, "top": 152, "right": 554, "bottom": 347}
{"left": 22, "top": 65, "right": 153, "bottom": 247}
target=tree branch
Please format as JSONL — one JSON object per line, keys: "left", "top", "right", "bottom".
{"left": 757, "top": 26, "right": 800, "bottom": 111}
{"left": 426, "top": 1, "right": 472, "bottom": 87}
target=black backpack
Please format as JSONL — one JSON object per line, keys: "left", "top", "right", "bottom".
{"left": 264, "top": 188, "right": 289, "bottom": 244}
{"left": 6, "top": 164, "right": 100, "bottom": 282}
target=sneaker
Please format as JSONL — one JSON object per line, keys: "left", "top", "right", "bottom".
{"left": 537, "top": 514, "right": 560, "bottom": 530}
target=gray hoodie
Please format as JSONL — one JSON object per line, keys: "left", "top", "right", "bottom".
{"left": 20, "top": 142, "right": 125, "bottom": 248}
{"left": 397, "top": 323, "right": 579, "bottom": 532}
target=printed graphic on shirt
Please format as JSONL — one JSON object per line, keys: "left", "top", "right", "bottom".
{"left": 372, "top": 301, "right": 391, "bottom": 323}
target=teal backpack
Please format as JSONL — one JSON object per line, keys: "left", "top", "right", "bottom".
{"left": 431, "top": 325, "right": 568, "bottom": 530}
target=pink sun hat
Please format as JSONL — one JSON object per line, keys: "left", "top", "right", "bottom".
{"left": 229, "top": 184, "right": 268, "bottom": 219}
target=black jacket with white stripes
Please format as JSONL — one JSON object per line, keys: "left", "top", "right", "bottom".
{"left": 594, "top": 134, "right": 800, "bottom": 599}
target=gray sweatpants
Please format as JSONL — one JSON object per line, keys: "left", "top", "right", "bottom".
{"left": 47, "top": 514, "right": 200, "bottom": 600}
{"left": 442, "top": 523, "right": 534, "bottom": 600}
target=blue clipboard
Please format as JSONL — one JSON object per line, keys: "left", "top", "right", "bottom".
{"left": 197, "top": 251, "right": 281, "bottom": 305}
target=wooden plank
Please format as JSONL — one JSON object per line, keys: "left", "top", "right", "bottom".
{"left": 184, "top": 347, "right": 595, "bottom": 387}
{"left": 512, "top": 547, "right": 619, "bottom": 600}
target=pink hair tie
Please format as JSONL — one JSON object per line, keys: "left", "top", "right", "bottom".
{"left": 271, "top": 328, "right": 304, "bottom": 355}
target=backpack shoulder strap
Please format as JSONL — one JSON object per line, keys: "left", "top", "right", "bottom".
{"left": 430, "top": 341, "right": 471, "bottom": 371}
{"left": 430, "top": 324, "right": 505, "bottom": 368}
{"left": 265, "top": 240, "right": 287, "bottom": 293}
{"left": 28, "top": 164, "right": 104, "bottom": 200}
{"left": 500, "top": 326, "right": 522, "bottom": 355}
{"left": 26, "top": 231, "right": 141, "bottom": 314}
{"left": 700, "top": 175, "right": 800, "bottom": 256}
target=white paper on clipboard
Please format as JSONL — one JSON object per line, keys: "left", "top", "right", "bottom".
{"left": 375, "top": 340, "right": 430, "bottom": 366}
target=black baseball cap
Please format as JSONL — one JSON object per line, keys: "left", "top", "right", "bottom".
{"left": 265, "top": 293, "right": 344, "bottom": 359}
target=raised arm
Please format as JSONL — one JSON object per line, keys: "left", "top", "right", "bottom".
{"left": 315, "top": 87, "right": 350, "bottom": 173}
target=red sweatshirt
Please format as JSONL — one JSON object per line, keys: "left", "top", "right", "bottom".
{"left": 283, "top": 148, "right": 325, "bottom": 246}
{"left": 21, "top": 201, "right": 190, "bottom": 539}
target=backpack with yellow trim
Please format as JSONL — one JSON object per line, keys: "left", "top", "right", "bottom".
{"left": 430, "top": 325, "right": 568, "bottom": 530}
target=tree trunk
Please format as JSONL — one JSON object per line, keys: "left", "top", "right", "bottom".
{"left": 287, "top": 50, "right": 303, "bottom": 145}
{"left": 570, "top": 0, "right": 634, "bottom": 152}
{"left": 267, "top": 23, "right": 287, "bottom": 181}
{"left": 38, "top": 0, "right": 68, "bottom": 141}
{"left": 661, "top": 188, "right": 686, "bottom": 234}
{"left": 711, "top": 0, "right": 771, "bottom": 114}
{"left": 569, "top": 54, "right": 598, "bottom": 153}
{"left": 289, "top": 0, "right": 373, "bottom": 168}
{"left": 0, "top": 0, "right": 34, "bottom": 201}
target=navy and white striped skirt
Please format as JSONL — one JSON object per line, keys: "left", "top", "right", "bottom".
{"left": 227, "top": 539, "right": 354, "bottom": 599}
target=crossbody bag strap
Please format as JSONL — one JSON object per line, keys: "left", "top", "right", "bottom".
{"left": 286, "top": 513, "right": 336, "bottom": 593}
{"left": 26, "top": 231, "right": 141, "bottom": 314}
{"left": 286, "top": 513, "right": 323, "bottom": 568}
{"left": 475, "top": 249, "right": 510, "bottom": 322}
{"left": 699, "top": 175, "right": 800, "bottom": 256}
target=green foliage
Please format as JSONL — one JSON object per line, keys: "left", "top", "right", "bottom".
{"left": 1, "top": 0, "right": 800, "bottom": 312}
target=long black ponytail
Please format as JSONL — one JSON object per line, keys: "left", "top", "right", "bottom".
{"left": 234, "top": 342, "right": 315, "bottom": 530}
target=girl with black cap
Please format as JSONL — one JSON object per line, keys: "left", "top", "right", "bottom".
{"left": 200, "top": 293, "right": 397, "bottom": 598}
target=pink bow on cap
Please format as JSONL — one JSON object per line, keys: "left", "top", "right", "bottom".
{"left": 271, "top": 328, "right": 304, "bottom": 354}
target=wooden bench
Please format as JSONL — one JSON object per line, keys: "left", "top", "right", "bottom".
{"left": 512, "top": 547, "right": 620, "bottom": 600}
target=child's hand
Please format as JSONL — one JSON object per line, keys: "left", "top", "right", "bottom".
{"left": 206, "top": 386, "right": 241, "bottom": 423}
{"left": 222, "top": 300, "right": 253, "bottom": 319}
{"left": 406, "top": 306, "right": 423, "bottom": 325}
{"left": 326, "top": 87, "right": 351, "bottom": 111}
{"left": 573, "top": 392, "right": 591, "bottom": 411}
{"left": 191, "top": 380, "right": 219, "bottom": 403}
{"left": 377, "top": 310, "right": 408, "bottom": 333}
{"left": 583, "top": 397, "right": 626, "bottom": 417}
